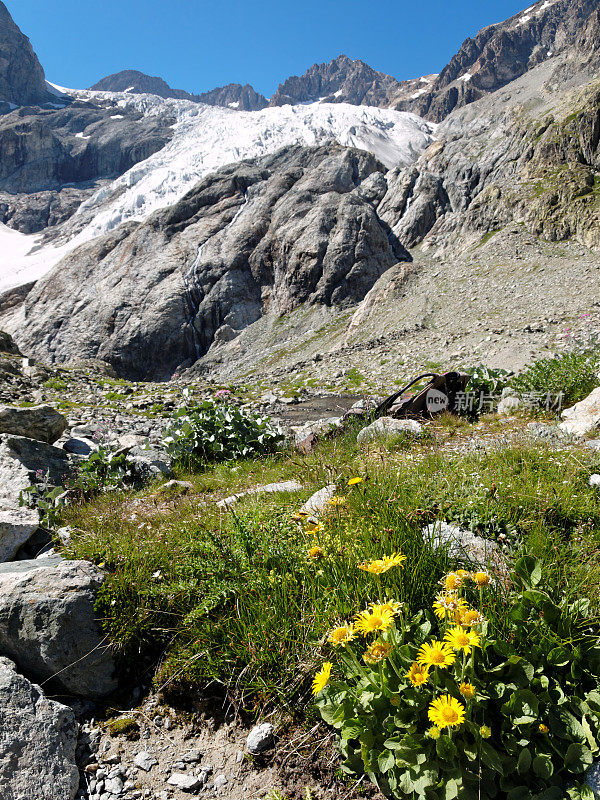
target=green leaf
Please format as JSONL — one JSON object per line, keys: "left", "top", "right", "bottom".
{"left": 532, "top": 754, "right": 554, "bottom": 780}
{"left": 444, "top": 778, "right": 459, "bottom": 799}
{"left": 502, "top": 689, "right": 539, "bottom": 724}
{"left": 514, "top": 556, "right": 542, "bottom": 587}
{"left": 436, "top": 735, "right": 458, "bottom": 761}
{"left": 565, "top": 743, "right": 593, "bottom": 773}
{"left": 507, "top": 788, "right": 532, "bottom": 800}
{"left": 517, "top": 748, "right": 532, "bottom": 774}
{"left": 551, "top": 708, "right": 586, "bottom": 741}
{"left": 480, "top": 742, "right": 505, "bottom": 775}
{"left": 547, "top": 647, "right": 571, "bottom": 667}
{"left": 377, "top": 749, "right": 396, "bottom": 774}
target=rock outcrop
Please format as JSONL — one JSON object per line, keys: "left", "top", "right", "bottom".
{"left": 0, "top": 404, "right": 67, "bottom": 443}
{"left": 0, "top": 656, "right": 79, "bottom": 800}
{"left": 0, "top": 557, "right": 117, "bottom": 698}
{"left": 15, "top": 144, "right": 410, "bottom": 379}
{"left": 0, "top": 0, "right": 54, "bottom": 112}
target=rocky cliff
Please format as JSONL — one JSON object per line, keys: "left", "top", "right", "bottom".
{"left": 0, "top": 0, "right": 53, "bottom": 112}
{"left": 16, "top": 145, "right": 409, "bottom": 379}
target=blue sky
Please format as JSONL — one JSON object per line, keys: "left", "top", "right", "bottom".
{"left": 7, "top": 0, "right": 529, "bottom": 96}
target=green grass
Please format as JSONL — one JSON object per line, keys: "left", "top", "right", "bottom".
{"left": 61, "top": 418, "right": 600, "bottom": 713}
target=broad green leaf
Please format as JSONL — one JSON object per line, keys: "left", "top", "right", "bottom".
{"left": 377, "top": 749, "right": 396, "bottom": 774}
{"left": 517, "top": 748, "right": 532, "bottom": 774}
{"left": 532, "top": 754, "right": 553, "bottom": 780}
{"left": 480, "top": 742, "right": 505, "bottom": 775}
{"left": 565, "top": 743, "right": 593, "bottom": 773}
{"left": 436, "top": 735, "right": 458, "bottom": 761}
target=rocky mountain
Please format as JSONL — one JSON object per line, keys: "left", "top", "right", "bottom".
{"left": 91, "top": 70, "right": 268, "bottom": 111}
{"left": 0, "top": 0, "right": 54, "bottom": 112}
{"left": 14, "top": 145, "right": 409, "bottom": 380}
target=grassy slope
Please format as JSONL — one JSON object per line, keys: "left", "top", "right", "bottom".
{"left": 62, "top": 414, "right": 600, "bottom": 714}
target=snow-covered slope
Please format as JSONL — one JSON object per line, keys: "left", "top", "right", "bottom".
{"left": 0, "top": 90, "right": 435, "bottom": 292}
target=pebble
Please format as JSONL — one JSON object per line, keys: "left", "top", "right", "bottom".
{"left": 246, "top": 722, "right": 275, "bottom": 754}
{"left": 134, "top": 751, "right": 158, "bottom": 772}
{"left": 167, "top": 773, "right": 201, "bottom": 791}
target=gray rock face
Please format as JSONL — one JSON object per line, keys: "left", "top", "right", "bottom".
{"left": 0, "top": 556, "right": 117, "bottom": 698}
{"left": 0, "top": 404, "right": 67, "bottom": 443}
{"left": 16, "top": 144, "right": 410, "bottom": 379}
{"left": 357, "top": 417, "right": 423, "bottom": 443}
{"left": 0, "top": 434, "right": 71, "bottom": 499}
{"left": 423, "top": 522, "right": 500, "bottom": 568}
{"left": 560, "top": 388, "right": 600, "bottom": 436}
{"left": 0, "top": 656, "right": 79, "bottom": 800}
{"left": 0, "top": 508, "right": 39, "bottom": 563}
{"left": 0, "top": 1, "right": 53, "bottom": 111}
{"left": 195, "top": 83, "right": 268, "bottom": 111}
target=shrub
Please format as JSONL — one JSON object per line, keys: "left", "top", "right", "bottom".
{"left": 464, "top": 365, "right": 512, "bottom": 398}
{"left": 162, "top": 400, "right": 284, "bottom": 465}
{"left": 315, "top": 557, "right": 600, "bottom": 800}
{"left": 510, "top": 350, "right": 600, "bottom": 408}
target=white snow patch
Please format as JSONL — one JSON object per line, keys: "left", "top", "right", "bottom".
{"left": 46, "top": 81, "right": 74, "bottom": 96}
{"left": 124, "top": 86, "right": 136, "bottom": 93}
{"left": 518, "top": 14, "right": 532, "bottom": 24}
{"left": 110, "top": 114, "right": 125, "bottom": 119}
{"left": 75, "top": 132, "right": 90, "bottom": 139}
{"left": 547, "top": 50, "right": 553, "bottom": 56}
{"left": 458, "top": 72, "right": 472, "bottom": 82}
{"left": 410, "top": 88, "right": 428, "bottom": 99}
{"left": 536, "top": 0, "right": 555, "bottom": 12}
{"left": 228, "top": 101, "right": 240, "bottom": 109}
{"left": 0, "top": 92, "right": 436, "bottom": 290}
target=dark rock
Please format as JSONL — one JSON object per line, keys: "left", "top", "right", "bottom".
{"left": 0, "top": 404, "right": 67, "bottom": 443}
{"left": 0, "top": 1, "right": 54, "bottom": 109}
{"left": 0, "top": 330, "right": 20, "bottom": 354}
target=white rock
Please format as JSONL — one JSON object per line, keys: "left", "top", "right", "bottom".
{"left": 105, "top": 775, "right": 124, "bottom": 794}
{"left": 167, "top": 773, "right": 201, "bottom": 791}
{"left": 0, "top": 507, "right": 39, "bottom": 563}
{"left": 423, "top": 522, "right": 500, "bottom": 568}
{"left": 590, "top": 475, "right": 600, "bottom": 487}
{"left": 560, "top": 387, "right": 600, "bottom": 436}
{"left": 246, "top": 722, "right": 274, "bottom": 754}
{"left": 299, "top": 485, "right": 337, "bottom": 517}
{"left": 134, "top": 752, "right": 158, "bottom": 772}
{"left": 357, "top": 416, "right": 423, "bottom": 443}
{"left": 217, "top": 480, "right": 302, "bottom": 509}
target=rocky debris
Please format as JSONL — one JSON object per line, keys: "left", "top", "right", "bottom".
{"left": 63, "top": 437, "right": 98, "bottom": 456}
{"left": 300, "top": 485, "right": 337, "bottom": 517}
{"left": 0, "top": 330, "right": 20, "bottom": 355}
{"left": 0, "top": 404, "right": 67, "bottom": 443}
{"left": 423, "top": 521, "right": 500, "bottom": 568}
{"left": 0, "top": 434, "right": 71, "bottom": 505}
{"left": 0, "top": 507, "right": 39, "bottom": 563}
{"left": 0, "top": 556, "right": 117, "bottom": 698}
{"left": 559, "top": 388, "right": 600, "bottom": 437}
{"left": 294, "top": 417, "right": 342, "bottom": 445}
{"left": 217, "top": 480, "right": 303, "bottom": 509}
{"left": 126, "top": 445, "right": 172, "bottom": 481}
{"left": 195, "top": 82, "right": 268, "bottom": 111}
{"left": 246, "top": 723, "right": 275, "bottom": 754}
{"left": 357, "top": 416, "right": 423, "bottom": 443}
{"left": 15, "top": 144, "right": 410, "bottom": 379}
{"left": 0, "top": 656, "right": 79, "bottom": 800}
{"left": 526, "top": 422, "right": 565, "bottom": 442}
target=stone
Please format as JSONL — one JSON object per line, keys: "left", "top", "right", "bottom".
{"left": 105, "top": 776, "right": 124, "bottom": 795}
{"left": 0, "top": 556, "right": 117, "bottom": 698}
{"left": 357, "top": 416, "right": 423, "bottom": 443}
{"left": 0, "top": 507, "right": 39, "bottom": 562}
{"left": 167, "top": 773, "right": 201, "bottom": 791}
{"left": 134, "top": 752, "right": 158, "bottom": 772}
{"left": 585, "top": 439, "right": 600, "bottom": 451}
{"left": 126, "top": 446, "right": 172, "bottom": 481}
{"left": 422, "top": 522, "right": 501, "bottom": 568}
{"left": 63, "top": 437, "right": 98, "bottom": 456}
{"left": 589, "top": 475, "right": 600, "bottom": 487}
{"left": 300, "top": 485, "right": 337, "bottom": 517}
{"left": 246, "top": 722, "right": 275, "bottom": 754}
{"left": 180, "top": 749, "right": 202, "bottom": 763}
{"left": 0, "top": 656, "right": 79, "bottom": 800}
{"left": 217, "top": 480, "right": 302, "bottom": 509}
{"left": 213, "top": 774, "right": 228, "bottom": 790}
{"left": 560, "top": 388, "right": 600, "bottom": 437}
{"left": 526, "top": 422, "right": 564, "bottom": 442}
{"left": 497, "top": 391, "right": 523, "bottom": 414}
{"left": 0, "top": 405, "right": 67, "bottom": 443}
{"left": 294, "top": 417, "right": 341, "bottom": 445}
{"left": 0, "top": 435, "right": 71, "bottom": 506}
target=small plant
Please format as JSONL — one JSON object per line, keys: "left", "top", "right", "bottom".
{"left": 315, "top": 556, "right": 600, "bottom": 799}
{"left": 464, "top": 365, "right": 512, "bottom": 398}
{"left": 19, "top": 469, "right": 68, "bottom": 529}
{"left": 162, "top": 399, "right": 284, "bottom": 466}
{"left": 510, "top": 350, "right": 600, "bottom": 408}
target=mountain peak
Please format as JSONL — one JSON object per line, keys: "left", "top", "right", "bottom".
{"left": 0, "top": 0, "right": 54, "bottom": 110}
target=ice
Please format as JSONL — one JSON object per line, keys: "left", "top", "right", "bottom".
{"left": 46, "top": 81, "right": 74, "bottom": 96}
{"left": 458, "top": 72, "right": 472, "bottom": 82}
{"left": 0, "top": 90, "right": 436, "bottom": 291}
{"left": 228, "top": 101, "right": 240, "bottom": 109}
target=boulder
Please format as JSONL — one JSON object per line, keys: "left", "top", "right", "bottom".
{"left": 559, "top": 388, "right": 600, "bottom": 437}
{"left": 423, "top": 522, "right": 501, "bottom": 569}
{"left": 294, "top": 417, "right": 341, "bottom": 445}
{"left": 0, "top": 556, "right": 117, "bottom": 698}
{"left": 0, "top": 405, "right": 67, "bottom": 443}
{"left": 357, "top": 416, "right": 423, "bottom": 443}
{"left": 0, "top": 331, "right": 20, "bottom": 355}
{"left": 0, "top": 435, "right": 71, "bottom": 505}
{"left": 126, "top": 445, "right": 172, "bottom": 481}
{"left": 0, "top": 657, "right": 79, "bottom": 800}
{"left": 246, "top": 722, "right": 275, "bottom": 754}
{"left": 0, "top": 508, "right": 39, "bottom": 563}
{"left": 300, "top": 485, "right": 337, "bottom": 517}
{"left": 62, "top": 437, "right": 97, "bottom": 456}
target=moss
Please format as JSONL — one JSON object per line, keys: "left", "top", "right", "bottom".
{"left": 106, "top": 717, "right": 140, "bottom": 739}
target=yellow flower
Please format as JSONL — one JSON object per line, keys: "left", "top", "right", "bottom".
{"left": 364, "top": 641, "right": 393, "bottom": 664}
{"left": 428, "top": 695, "right": 466, "bottom": 729}
{"left": 479, "top": 725, "right": 492, "bottom": 739}
{"left": 456, "top": 569, "right": 470, "bottom": 579}
{"left": 417, "top": 640, "right": 456, "bottom": 669}
{"left": 471, "top": 571, "right": 491, "bottom": 587}
{"left": 426, "top": 726, "right": 441, "bottom": 740}
{"left": 358, "top": 552, "right": 405, "bottom": 574}
{"left": 441, "top": 572, "right": 463, "bottom": 591}
{"left": 433, "top": 593, "right": 468, "bottom": 621}
{"left": 406, "top": 661, "right": 430, "bottom": 686}
{"left": 306, "top": 521, "right": 322, "bottom": 534}
{"left": 308, "top": 546, "right": 324, "bottom": 560}
{"left": 459, "top": 608, "right": 484, "bottom": 627}
{"left": 459, "top": 682, "right": 476, "bottom": 699}
{"left": 327, "top": 624, "right": 355, "bottom": 647}
{"left": 312, "top": 662, "right": 332, "bottom": 695}
{"left": 328, "top": 496, "right": 346, "bottom": 506}
{"left": 354, "top": 606, "right": 395, "bottom": 636}
{"left": 373, "top": 599, "right": 402, "bottom": 616}
{"left": 381, "top": 552, "right": 407, "bottom": 570}
{"left": 539, "top": 723, "right": 549, "bottom": 734}
{"left": 444, "top": 626, "right": 481, "bottom": 655}
{"left": 348, "top": 477, "right": 363, "bottom": 486}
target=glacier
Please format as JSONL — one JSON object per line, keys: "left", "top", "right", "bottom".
{"left": 0, "top": 90, "right": 436, "bottom": 293}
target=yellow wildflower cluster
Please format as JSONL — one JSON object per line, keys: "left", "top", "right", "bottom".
{"left": 358, "top": 552, "right": 406, "bottom": 574}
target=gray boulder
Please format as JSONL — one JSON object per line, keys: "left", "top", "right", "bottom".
{"left": 0, "top": 556, "right": 117, "bottom": 698}
{"left": 126, "top": 445, "right": 172, "bottom": 481}
{"left": 0, "top": 404, "right": 67, "bottom": 443}
{"left": 300, "top": 484, "right": 337, "bottom": 517}
{"left": 0, "top": 656, "right": 79, "bottom": 800}
{"left": 0, "top": 508, "right": 39, "bottom": 563}
{"left": 217, "top": 480, "right": 302, "bottom": 509}
{"left": 423, "top": 521, "right": 500, "bottom": 568}
{"left": 0, "top": 435, "right": 71, "bottom": 505}
{"left": 560, "top": 388, "right": 600, "bottom": 437}
{"left": 357, "top": 416, "right": 423, "bottom": 443}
